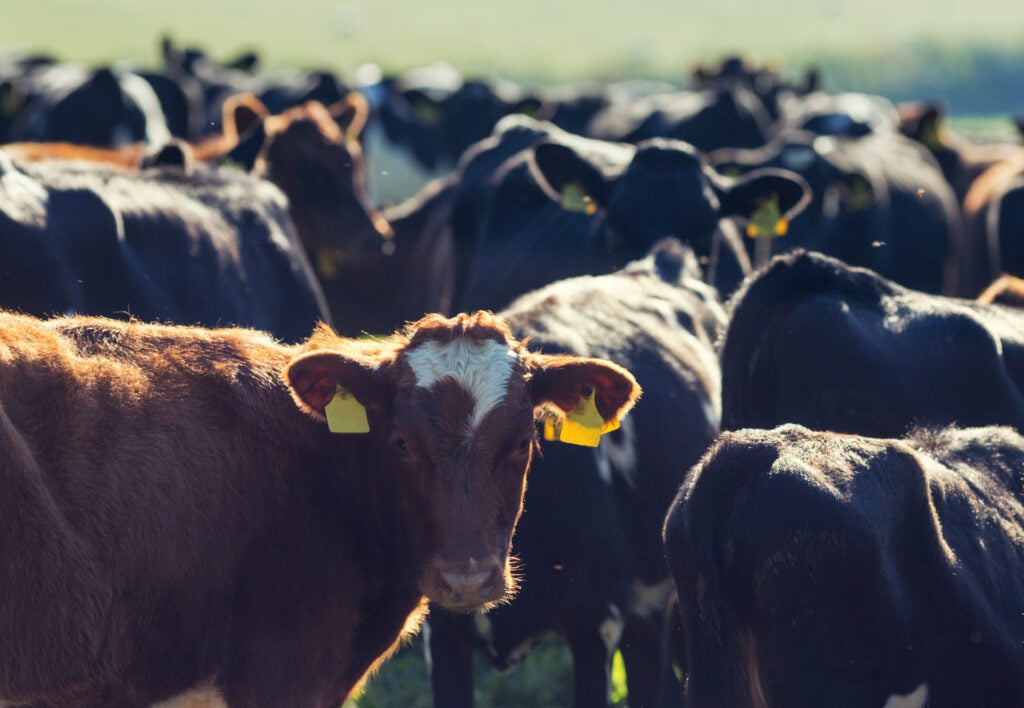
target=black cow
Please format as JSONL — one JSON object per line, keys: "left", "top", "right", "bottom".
{"left": 0, "top": 150, "right": 329, "bottom": 342}
{"left": 581, "top": 83, "right": 774, "bottom": 152}
{"left": 426, "top": 238, "right": 726, "bottom": 707}
{"left": 445, "top": 115, "right": 809, "bottom": 312}
{"left": 664, "top": 423, "right": 1024, "bottom": 708}
{"left": 709, "top": 123, "right": 961, "bottom": 294}
{"left": 718, "top": 250, "right": 1024, "bottom": 437}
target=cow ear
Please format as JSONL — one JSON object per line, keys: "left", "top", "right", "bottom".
{"left": 224, "top": 93, "right": 269, "bottom": 143}
{"left": 528, "top": 354, "right": 640, "bottom": 446}
{"left": 284, "top": 350, "right": 382, "bottom": 431}
{"left": 330, "top": 92, "right": 370, "bottom": 143}
{"left": 529, "top": 140, "right": 608, "bottom": 215}
{"left": 193, "top": 93, "right": 268, "bottom": 162}
{"left": 901, "top": 102, "right": 944, "bottom": 151}
{"left": 717, "top": 167, "right": 812, "bottom": 238}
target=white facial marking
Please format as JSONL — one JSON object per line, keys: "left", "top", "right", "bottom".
{"left": 883, "top": 683, "right": 928, "bottom": 708}
{"left": 406, "top": 338, "right": 518, "bottom": 428}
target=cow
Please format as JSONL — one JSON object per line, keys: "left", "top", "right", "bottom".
{"left": 0, "top": 308, "right": 640, "bottom": 706}
{"left": 898, "top": 100, "right": 1022, "bottom": 204}
{"left": 708, "top": 123, "right": 961, "bottom": 294}
{"left": 718, "top": 249, "right": 1024, "bottom": 437}
{"left": 426, "top": 238, "right": 725, "bottom": 707}
{"left": 581, "top": 83, "right": 774, "bottom": 152}
{"left": 0, "top": 149, "right": 330, "bottom": 343}
{"left": 961, "top": 149, "right": 1024, "bottom": 296}
{"left": 2, "top": 90, "right": 401, "bottom": 337}
{"left": 691, "top": 55, "right": 820, "bottom": 126}
{"left": 444, "top": 115, "right": 810, "bottom": 313}
{"left": 1, "top": 63, "right": 171, "bottom": 147}
{"left": 663, "top": 423, "right": 1024, "bottom": 708}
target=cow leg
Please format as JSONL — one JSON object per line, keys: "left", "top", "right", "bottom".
{"left": 566, "top": 614, "right": 621, "bottom": 708}
{"left": 425, "top": 613, "right": 475, "bottom": 708}
{"left": 619, "top": 612, "right": 683, "bottom": 708}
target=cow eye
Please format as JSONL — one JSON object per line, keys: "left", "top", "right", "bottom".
{"left": 517, "top": 437, "right": 532, "bottom": 454}
{"left": 392, "top": 435, "right": 409, "bottom": 454}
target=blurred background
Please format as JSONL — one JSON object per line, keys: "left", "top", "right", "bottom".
{"left": 2, "top": 0, "right": 1021, "bottom": 122}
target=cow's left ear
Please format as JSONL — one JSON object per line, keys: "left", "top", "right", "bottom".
{"left": 529, "top": 140, "right": 609, "bottom": 215}
{"left": 527, "top": 354, "right": 641, "bottom": 445}
{"left": 717, "top": 167, "right": 812, "bottom": 237}
{"left": 284, "top": 350, "right": 383, "bottom": 432}
{"left": 330, "top": 92, "right": 370, "bottom": 143}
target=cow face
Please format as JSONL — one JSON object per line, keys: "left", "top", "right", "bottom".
{"left": 255, "top": 94, "right": 393, "bottom": 274}
{"left": 530, "top": 137, "right": 809, "bottom": 258}
{"left": 283, "top": 312, "right": 640, "bottom": 612}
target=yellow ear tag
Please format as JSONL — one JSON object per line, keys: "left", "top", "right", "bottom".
{"left": 324, "top": 385, "right": 369, "bottom": 434}
{"left": 746, "top": 194, "right": 786, "bottom": 239}
{"left": 543, "top": 389, "right": 620, "bottom": 448}
{"left": 560, "top": 182, "right": 598, "bottom": 215}
{"left": 316, "top": 250, "right": 338, "bottom": 280}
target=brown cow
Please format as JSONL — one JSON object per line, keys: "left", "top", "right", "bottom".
{"left": 958, "top": 147, "right": 1024, "bottom": 296}
{"left": 0, "top": 309, "right": 639, "bottom": 706}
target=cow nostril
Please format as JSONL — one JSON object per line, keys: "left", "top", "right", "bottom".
{"left": 440, "top": 569, "right": 491, "bottom": 596}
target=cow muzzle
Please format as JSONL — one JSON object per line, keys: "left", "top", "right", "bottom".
{"left": 424, "top": 556, "right": 508, "bottom": 611}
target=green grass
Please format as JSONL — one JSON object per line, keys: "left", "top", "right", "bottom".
{"left": 344, "top": 633, "right": 632, "bottom": 708}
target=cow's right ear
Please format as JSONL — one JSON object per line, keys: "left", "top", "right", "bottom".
{"left": 284, "top": 351, "right": 382, "bottom": 430}
{"left": 527, "top": 353, "right": 641, "bottom": 446}
{"left": 330, "top": 92, "right": 370, "bottom": 143}
{"left": 529, "top": 140, "right": 609, "bottom": 215}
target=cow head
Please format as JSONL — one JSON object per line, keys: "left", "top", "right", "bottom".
{"left": 252, "top": 93, "right": 393, "bottom": 275}
{"left": 529, "top": 137, "right": 810, "bottom": 257}
{"left": 283, "top": 311, "right": 640, "bottom": 612}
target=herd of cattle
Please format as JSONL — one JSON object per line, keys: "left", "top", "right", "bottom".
{"left": 1, "top": 38, "right": 1024, "bottom": 707}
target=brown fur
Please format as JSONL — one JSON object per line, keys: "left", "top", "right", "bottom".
{"left": 960, "top": 149, "right": 1024, "bottom": 295}
{"left": 0, "top": 309, "right": 638, "bottom": 706}
{"left": 977, "top": 274, "right": 1024, "bottom": 307}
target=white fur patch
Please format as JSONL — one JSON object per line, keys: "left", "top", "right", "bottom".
{"left": 883, "top": 683, "right": 928, "bottom": 708}
{"left": 405, "top": 338, "right": 518, "bottom": 428}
